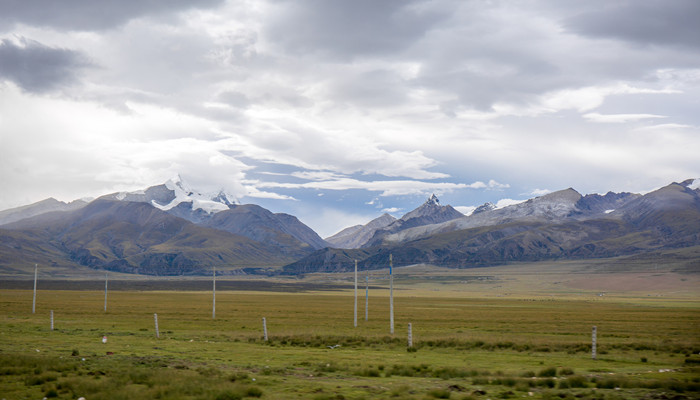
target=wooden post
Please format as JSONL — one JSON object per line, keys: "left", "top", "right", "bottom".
{"left": 104, "top": 273, "right": 108, "bottom": 313}
{"left": 50, "top": 310, "right": 54, "bottom": 331}
{"left": 365, "top": 270, "right": 369, "bottom": 321}
{"left": 390, "top": 254, "right": 394, "bottom": 335}
{"left": 354, "top": 260, "right": 358, "bottom": 327}
{"left": 592, "top": 326, "right": 597, "bottom": 360}
{"left": 32, "top": 264, "right": 37, "bottom": 314}
{"left": 262, "top": 317, "right": 268, "bottom": 341}
{"left": 408, "top": 322, "right": 413, "bottom": 348}
{"left": 154, "top": 313, "right": 160, "bottom": 338}
{"left": 212, "top": 266, "right": 216, "bottom": 320}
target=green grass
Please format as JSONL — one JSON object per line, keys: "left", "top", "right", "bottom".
{"left": 1, "top": 287, "right": 698, "bottom": 399}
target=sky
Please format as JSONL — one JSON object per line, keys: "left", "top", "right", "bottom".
{"left": 0, "top": 0, "right": 699, "bottom": 238}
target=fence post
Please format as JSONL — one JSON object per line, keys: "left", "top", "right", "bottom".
{"left": 262, "top": 317, "right": 268, "bottom": 341}
{"left": 408, "top": 322, "right": 413, "bottom": 348}
{"left": 154, "top": 313, "right": 160, "bottom": 338}
{"left": 50, "top": 310, "right": 54, "bottom": 331}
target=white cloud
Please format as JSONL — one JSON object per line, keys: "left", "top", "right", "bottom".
{"left": 634, "top": 123, "right": 694, "bottom": 131}
{"left": 1, "top": 0, "right": 699, "bottom": 225}
{"left": 530, "top": 189, "right": 552, "bottom": 196}
{"left": 454, "top": 205, "right": 476, "bottom": 216}
{"left": 583, "top": 113, "right": 666, "bottom": 123}
{"left": 382, "top": 207, "right": 402, "bottom": 214}
{"left": 254, "top": 178, "right": 499, "bottom": 197}
{"left": 295, "top": 207, "right": 379, "bottom": 239}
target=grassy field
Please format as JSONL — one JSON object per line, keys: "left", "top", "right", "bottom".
{"left": 2, "top": 272, "right": 699, "bottom": 400}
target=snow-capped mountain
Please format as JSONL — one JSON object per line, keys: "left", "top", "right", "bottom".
{"left": 284, "top": 179, "right": 700, "bottom": 274}
{"left": 99, "top": 175, "right": 328, "bottom": 250}
{"left": 378, "top": 188, "right": 601, "bottom": 245}
{"left": 361, "top": 194, "right": 464, "bottom": 248}
{"left": 100, "top": 175, "right": 237, "bottom": 223}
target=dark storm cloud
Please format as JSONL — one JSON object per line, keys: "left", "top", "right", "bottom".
{"left": 0, "top": 37, "right": 91, "bottom": 93}
{"left": 0, "top": 0, "right": 225, "bottom": 31}
{"left": 265, "top": 0, "right": 449, "bottom": 60}
{"left": 565, "top": 0, "right": 700, "bottom": 49}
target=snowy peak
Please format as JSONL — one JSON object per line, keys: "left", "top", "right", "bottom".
{"left": 426, "top": 193, "right": 440, "bottom": 206}
{"left": 402, "top": 194, "right": 456, "bottom": 221}
{"left": 101, "top": 175, "right": 239, "bottom": 221}
{"left": 362, "top": 195, "right": 463, "bottom": 247}
{"left": 154, "top": 175, "right": 235, "bottom": 214}
{"left": 472, "top": 202, "right": 496, "bottom": 215}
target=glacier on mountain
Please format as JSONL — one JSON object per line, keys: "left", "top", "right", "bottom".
{"left": 149, "top": 176, "right": 234, "bottom": 214}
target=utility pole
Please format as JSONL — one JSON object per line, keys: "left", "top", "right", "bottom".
{"left": 32, "top": 264, "right": 38, "bottom": 314}
{"left": 365, "top": 268, "right": 369, "bottom": 321}
{"left": 104, "top": 273, "right": 108, "bottom": 312}
{"left": 212, "top": 266, "right": 216, "bottom": 320}
{"left": 354, "top": 260, "right": 358, "bottom": 327}
{"left": 390, "top": 254, "right": 394, "bottom": 335}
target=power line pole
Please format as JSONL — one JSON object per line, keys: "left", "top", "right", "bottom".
{"left": 389, "top": 254, "right": 394, "bottom": 335}
{"left": 212, "top": 266, "right": 216, "bottom": 320}
{"left": 32, "top": 264, "right": 37, "bottom": 314}
{"left": 365, "top": 267, "right": 369, "bottom": 321}
{"left": 104, "top": 273, "right": 108, "bottom": 312}
{"left": 354, "top": 259, "right": 358, "bottom": 327}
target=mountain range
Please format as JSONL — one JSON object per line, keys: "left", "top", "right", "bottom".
{"left": 0, "top": 176, "right": 327, "bottom": 275}
{"left": 283, "top": 179, "right": 700, "bottom": 274}
{"left": 1, "top": 178, "right": 699, "bottom": 276}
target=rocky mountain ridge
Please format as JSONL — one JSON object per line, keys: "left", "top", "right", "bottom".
{"left": 283, "top": 180, "right": 700, "bottom": 274}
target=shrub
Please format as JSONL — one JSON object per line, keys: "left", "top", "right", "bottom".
{"left": 215, "top": 390, "right": 242, "bottom": 400}
{"left": 427, "top": 388, "right": 451, "bottom": 398}
{"left": 537, "top": 367, "right": 557, "bottom": 377}
{"left": 245, "top": 387, "right": 263, "bottom": 398}
{"left": 559, "top": 367, "right": 574, "bottom": 375}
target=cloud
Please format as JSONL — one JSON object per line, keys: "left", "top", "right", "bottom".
{"left": 583, "top": 113, "right": 666, "bottom": 123}
{"left": 382, "top": 207, "right": 402, "bottom": 214}
{"left": 454, "top": 206, "right": 476, "bottom": 216}
{"left": 529, "top": 189, "right": 552, "bottom": 197}
{"left": 634, "top": 123, "right": 694, "bottom": 131}
{"left": 564, "top": 0, "right": 700, "bottom": 49}
{"left": 254, "top": 177, "right": 500, "bottom": 197}
{"left": 1, "top": 0, "right": 699, "bottom": 230}
{"left": 265, "top": 0, "right": 448, "bottom": 61}
{"left": 0, "top": 37, "right": 91, "bottom": 93}
{"left": 293, "top": 207, "right": 380, "bottom": 239}
{"left": 0, "top": 0, "right": 225, "bottom": 31}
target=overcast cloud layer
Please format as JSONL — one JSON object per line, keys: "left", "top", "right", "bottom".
{"left": 1, "top": 0, "right": 699, "bottom": 237}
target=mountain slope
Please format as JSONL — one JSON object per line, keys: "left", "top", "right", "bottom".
{"left": 1, "top": 199, "right": 299, "bottom": 275}
{"left": 100, "top": 176, "right": 326, "bottom": 250}
{"left": 325, "top": 213, "right": 396, "bottom": 249}
{"left": 378, "top": 188, "right": 625, "bottom": 246}
{"left": 362, "top": 194, "right": 463, "bottom": 248}
{"left": 202, "top": 204, "right": 328, "bottom": 255}
{"left": 0, "top": 198, "right": 88, "bottom": 226}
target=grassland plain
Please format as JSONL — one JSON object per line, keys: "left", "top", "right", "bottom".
{"left": 1, "top": 264, "right": 699, "bottom": 399}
